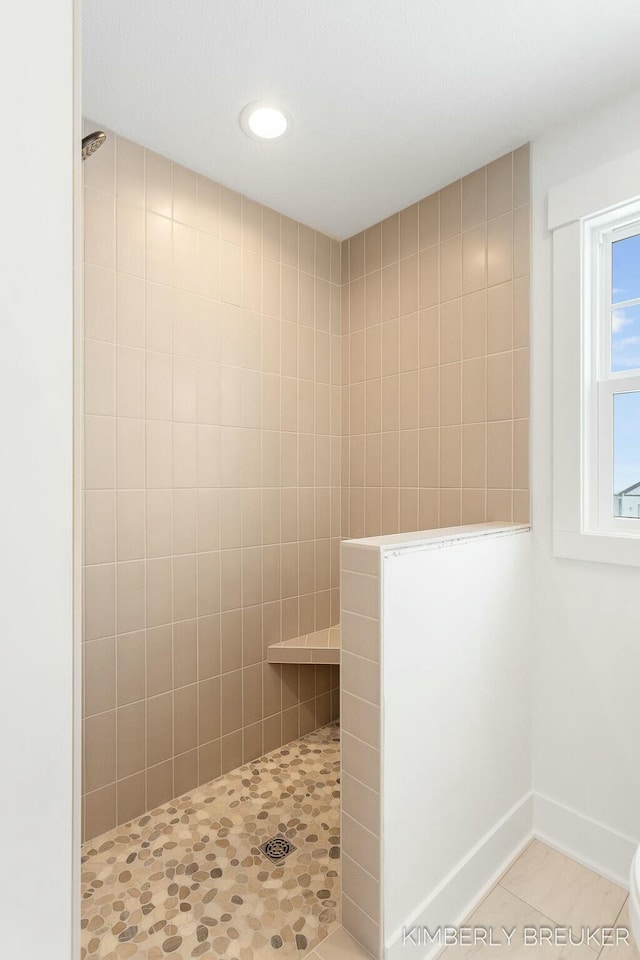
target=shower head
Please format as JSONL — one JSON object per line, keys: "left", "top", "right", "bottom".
{"left": 82, "top": 131, "right": 106, "bottom": 161}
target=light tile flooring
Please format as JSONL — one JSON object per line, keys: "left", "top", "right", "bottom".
{"left": 442, "top": 840, "right": 638, "bottom": 960}
{"left": 81, "top": 723, "right": 341, "bottom": 959}
{"left": 81, "top": 736, "right": 638, "bottom": 960}
{"left": 303, "top": 925, "right": 372, "bottom": 959}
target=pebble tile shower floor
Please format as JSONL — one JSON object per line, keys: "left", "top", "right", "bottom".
{"left": 81, "top": 723, "right": 341, "bottom": 959}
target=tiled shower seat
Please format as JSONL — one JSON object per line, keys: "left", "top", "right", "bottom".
{"left": 267, "top": 624, "right": 341, "bottom": 664}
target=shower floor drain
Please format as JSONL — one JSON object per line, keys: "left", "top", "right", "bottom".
{"left": 259, "top": 834, "right": 297, "bottom": 864}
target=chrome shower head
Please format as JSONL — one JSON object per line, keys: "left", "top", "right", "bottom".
{"left": 82, "top": 131, "right": 106, "bottom": 161}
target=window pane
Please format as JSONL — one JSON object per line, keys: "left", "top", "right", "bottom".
{"left": 612, "top": 303, "right": 640, "bottom": 372}
{"left": 613, "top": 391, "right": 640, "bottom": 518}
{"left": 612, "top": 232, "right": 640, "bottom": 304}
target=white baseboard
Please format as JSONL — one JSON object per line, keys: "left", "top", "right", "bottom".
{"left": 382, "top": 792, "right": 637, "bottom": 960}
{"left": 533, "top": 792, "right": 637, "bottom": 889}
{"left": 385, "top": 792, "right": 534, "bottom": 960}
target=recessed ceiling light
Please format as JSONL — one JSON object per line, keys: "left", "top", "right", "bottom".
{"left": 240, "top": 102, "right": 291, "bottom": 141}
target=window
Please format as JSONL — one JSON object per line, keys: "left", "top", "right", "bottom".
{"left": 550, "top": 149, "right": 640, "bottom": 567}
{"left": 584, "top": 204, "right": 640, "bottom": 535}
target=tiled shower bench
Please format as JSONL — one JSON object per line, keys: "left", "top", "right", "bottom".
{"left": 267, "top": 625, "right": 341, "bottom": 664}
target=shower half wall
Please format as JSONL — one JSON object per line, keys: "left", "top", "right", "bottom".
{"left": 82, "top": 126, "right": 341, "bottom": 839}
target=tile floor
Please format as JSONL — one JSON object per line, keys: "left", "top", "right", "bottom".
{"left": 441, "top": 840, "right": 638, "bottom": 960}
{"left": 81, "top": 736, "right": 638, "bottom": 960}
{"left": 81, "top": 723, "right": 341, "bottom": 959}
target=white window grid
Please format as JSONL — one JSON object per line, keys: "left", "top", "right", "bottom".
{"left": 584, "top": 201, "right": 640, "bottom": 535}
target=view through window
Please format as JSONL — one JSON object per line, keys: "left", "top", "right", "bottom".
{"left": 611, "top": 231, "right": 640, "bottom": 518}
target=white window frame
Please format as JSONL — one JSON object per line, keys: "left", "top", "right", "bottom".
{"left": 550, "top": 146, "right": 640, "bottom": 567}
{"left": 585, "top": 206, "right": 640, "bottom": 535}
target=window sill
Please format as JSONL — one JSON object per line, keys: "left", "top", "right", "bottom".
{"left": 553, "top": 529, "right": 640, "bottom": 567}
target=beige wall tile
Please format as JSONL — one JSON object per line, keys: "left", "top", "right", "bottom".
{"left": 487, "top": 281, "right": 513, "bottom": 354}
{"left": 440, "top": 236, "right": 462, "bottom": 302}
{"left": 174, "top": 619, "right": 197, "bottom": 688}
{"left": 419, "top": 305, "right": 439, "bottom": 368}
{"left": 462, "top": 357, "right": 487, "bottom": 424}
{"left": 487, "top": 420, "right": 513, "bottom": 489}
{"left": 399, "top": 203, "right": 419, "bottom": 259}
{"left": 462, "top": 167, "right": 487, "bottom": 231}
{"left": 487, "top": 152, "right": 513, "bottom": 219}
{"left": 221, "top": 187, "right": 242, "bottom": 244}
{"left": 514, "top": 418, "right": 530, "bottom": 491}
{"left": 342, "top": 854, "right": 380, "bottom": 920}
{"left": 84, "top": 131, "right": 529, "bottom": 838}
{"left": 462, "top": 225, "right": 487, "bottom": 294}
{"left": 117, "top": 700, "right": 146, "bottom": 778}
{"left": 514, "top": 489, "right": 530, "bottom": 523}
{"left": 85, "top": 563, "right": 116, "bottom": 641}
{"left": 146, "top": 151, "right": 172, "bottom": 218}
{"left": 84, "top": 636, "right": 116, "bottom": 717}
{"left": 85, "top": 710, "right": 116, "bottom": 792}
{"left": 488, "top": 350, "right": 513, "bottom": 422}
{"left": 146, "top": 282, "right": 172, "bottom": 354}
{"left": 117, "top": 772, "right": 146, "bottom": 826}
{"left": 85, "top": 188, "right": 116, "bottom": 270}
{"left": 85, "top": 491, "right": 115, "bottom": 565}
{"left": 440, "top": 487, "right": 462, "bottom": 525}
{"left": 419, "top": 366, "right": 439, "bottom": 428}
{"left": 440, "top": 299, "right": 461, "bottom": 364}
{"left": 146, "top": 625, "right": 173, "bottom": 697}
{"left": 440, "top": 425, "right": 462, "bottom": 488}
{"left": 173, "top": 554, "right": 197, "bottom": 621}
{"left": 199, "top": 737, "right": 222, "bottom": 783}
{"left": 146, "top": 759, "right": 173, "bottom": 810}
{"left": 462, "top": 290, "right": 487, "bottom": 360}
{"left": 440, "top": 362, "right": 461, "bottom": 426}
{"left": 116, "top": 418, "right": 145, "bottom": 488}
{"left": 116, "top": 201, "right": 145, "bottom": 278}
{"left": 85, "top": 263, "right": 116, "bottom": 343}
{"left": 117, "top": 560, "right": 145, "bottom": 634}
{"left": 487, "top": 488, "right": 513, "bottom": 522}
{"left": 116, "top": 274, "right": 145, "bottom": 348}
{"left": 117, "top": 490, "right": 145, "bottom": 561}
{"left": 440, "top": 180, "right": 461, "bottom": 240}
{"left": 514, "top": 347, "right": 530, "bottom": 418}
{"left": 221, "top": 731, "right": 243, "bottom": 773}
{"left": 514, "top": 204, "right": 530, "bottom": 279}
{"left": 221, "top": 669, "right": 243, "bottom": 736}
{"left": 419, "top": 192, "right": 440, "bottom": 249}
{"left": 147, "top": 692, "right": 173, "bottom": 766}
{"left": 513, "top": 276, "right": 530, "bottom": 349}
{"left": 117, "top": 630, "right": 146, "bottom": 706}
{"left": 173, "top": 164, "right": 198, "bottom": 227}
{"left": 84, "top": 784, "right": 117, "bottom": 841}
{"left": 198, "top": 615, "right": 221, "bottom": 680}
{"left": 513, "top": 144, "right": 530, "bottom": 207}
{"left": 85, "top": 340, "right": 115, "bottom": 416}
{"left": 173, "top": 289, "right": 198, "bottom": 359}
{"left": 343, "top": 811, "right": 380, "bottom": 880}
{"left": 85, "top": 415, "right": 115, "bottom": 490}
{"left": 487, "top": 212, "right": 513, "bottom": 287}
{"left": 462, "top": 423, "right": 487, "bottom": 489}
{"left": 173, "top": 683, "right": 197, "bottom": 755}
{"left": 462, "top": 488, "right": 486, "bottom": 524}
{"left": 146, "top": 557, "right": 172, "bottom": 627}
{"left": 341, "top": 896, "right": 380, "bottom": 959}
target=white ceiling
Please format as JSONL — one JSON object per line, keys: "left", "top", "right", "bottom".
{"left": 84, "top": 0, "right": 640, "bottom": 239}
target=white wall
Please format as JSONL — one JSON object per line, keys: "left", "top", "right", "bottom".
{"left": 382, "top": 528, "right": 532, "bottom": 959}
{"left": 531, "top": 87, "right": 640, "bottom": 881}
{"left": 0, "top": 0, "right": 77, "bottom": 955}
